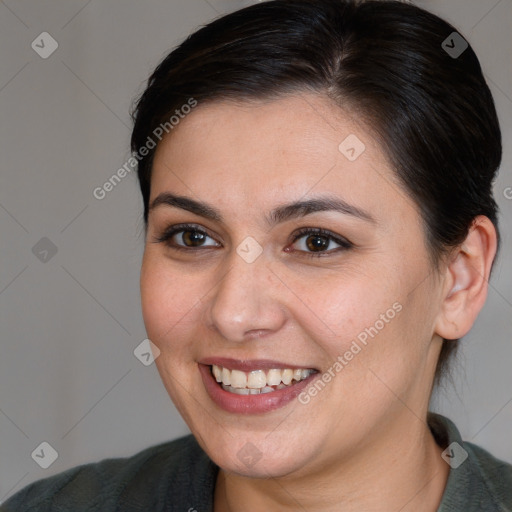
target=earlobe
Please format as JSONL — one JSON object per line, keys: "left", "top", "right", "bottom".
{"left": 434, "top": 216, "right": 497, "bottom": 340}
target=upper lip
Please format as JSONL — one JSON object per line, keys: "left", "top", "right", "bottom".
{"left": 199, "top": 357, "right": 317, "bottom": 372}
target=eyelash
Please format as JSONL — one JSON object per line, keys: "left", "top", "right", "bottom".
{"left": 153, "top": 223, "right": 353, "bottom": 258}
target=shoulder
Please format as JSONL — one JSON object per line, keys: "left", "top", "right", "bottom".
{"left": 463, "top": 440, "right": 512, "bottom": 508}
{"left": 429, "top": 413, "right": 512, "bottom": 511}
{"left": 1, "top": 434, "right": 217, "bottom": 512}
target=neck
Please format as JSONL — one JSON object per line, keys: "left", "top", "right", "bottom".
{"left": 213, "top": 414, "right": 450, "bottom": 512}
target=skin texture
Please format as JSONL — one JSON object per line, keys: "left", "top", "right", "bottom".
{"left": 140, "top": 94, "right": 497, "bottom": 512}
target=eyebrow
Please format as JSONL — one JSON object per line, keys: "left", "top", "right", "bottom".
{"left": 149, "top": 192, "right": 376, "bottom": 226}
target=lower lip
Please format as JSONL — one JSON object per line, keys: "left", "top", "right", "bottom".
{"left": 198, "top": 364, "right": 318, "bottom": 414}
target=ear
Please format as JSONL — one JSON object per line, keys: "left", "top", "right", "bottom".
{"left": 434, "top": 216, "right": 498, "bottom": 340}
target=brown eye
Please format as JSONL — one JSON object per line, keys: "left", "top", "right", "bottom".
{"left": 180, "top": 230, "right": 208, "bottom": 247}
{"left": 293, "top": 233, "right": 340, "bottom": 253}
{"left": 154, "top": 224, "right": 220, "bottom": 250}
{"left": 289, "top": 228, "right": 352, "bottom": 258}
{"left": 303, "top": 234, "right": 331, "bottom": 252}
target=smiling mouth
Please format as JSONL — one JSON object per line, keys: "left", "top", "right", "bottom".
{"left": 211, "top": 364, "right": 317, "bottom": 395}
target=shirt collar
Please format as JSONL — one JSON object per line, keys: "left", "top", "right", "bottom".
{"left": 428, "top": 412, "right": 502, "bottom": 511}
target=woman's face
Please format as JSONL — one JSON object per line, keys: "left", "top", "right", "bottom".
{"left": 140, "top": 94, "right": 446, "bottom": 478}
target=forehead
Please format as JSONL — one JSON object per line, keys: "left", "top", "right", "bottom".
{"left": 150, "top": 94, "right": 410, "bottom": 222}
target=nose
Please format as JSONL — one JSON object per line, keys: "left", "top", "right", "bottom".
{"left": 204, "top": 250, "right": 287, "bottom": 343}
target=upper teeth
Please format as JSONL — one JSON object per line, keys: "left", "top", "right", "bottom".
{"left": 211, "top": 364, "right": 314, "bottom": 389}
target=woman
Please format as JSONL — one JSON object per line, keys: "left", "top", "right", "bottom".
{"left": 3, "top": 0, "right": 511, "bottom": 510}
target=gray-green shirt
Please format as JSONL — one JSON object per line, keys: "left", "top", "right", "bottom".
{"left": 2, "top": 414, "right": 511, "bottom": 511}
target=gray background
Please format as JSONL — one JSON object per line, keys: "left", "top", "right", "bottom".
{"left": 0, "top": 0, "right": 511, "bottom": 503}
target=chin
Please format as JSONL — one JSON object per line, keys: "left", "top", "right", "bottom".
{"left": 200, "top": 432, "right": 315, "bottom": 479}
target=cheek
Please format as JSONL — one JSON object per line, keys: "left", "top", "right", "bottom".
{"left": 281, "top": 266, "right": 420, "bottom": 404}
{"left": 280, "top": 268, "right": 400, "bottom": 354}
{"left": 140, "top": 255, "right": 204, "bottom": 418}
{"left": 140, "top": 254, "right": 202, "bottom": 350}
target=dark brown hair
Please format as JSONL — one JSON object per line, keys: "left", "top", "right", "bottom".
{"left": 131, "top": 0, "right": 502, "bottom": 383}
